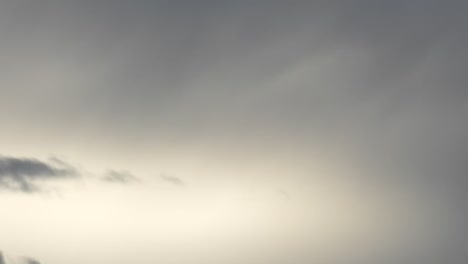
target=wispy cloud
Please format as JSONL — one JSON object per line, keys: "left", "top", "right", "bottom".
{"left": 102, "top": 170, "right": 139, "bottom": 184}
{"left": 160, "top": 174, "right": 184, "bottom": 186}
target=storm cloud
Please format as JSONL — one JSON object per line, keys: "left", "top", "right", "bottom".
{"left": 0, "top": 0, "right": 467, "bottom": 264}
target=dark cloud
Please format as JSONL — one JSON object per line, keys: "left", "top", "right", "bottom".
{"left": 160, "top": 174, "right": 184, "bottom": 186}
{"left": 102, "top": 170, "right": 139, "bottom": 184}
{"left": 0, "top": 155, "right": 77, "bottom": 193}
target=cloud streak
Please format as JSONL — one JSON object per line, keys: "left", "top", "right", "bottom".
{"left": 160, "top": 174, "right": 184, "bottom": 186}
{"left": 102, "top": 170, "right": 139, "bottom": 184}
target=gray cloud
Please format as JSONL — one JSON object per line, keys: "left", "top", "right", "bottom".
{"left": 160, "top": 174, "right": 184, "bottom": 186}
{"left": 0, "top": 155, "right": 77, "bottom": 193}
{"left": 21, "top": 258, "right": 40, "bottom": 264}
{"left": 102, "top": 170, "right": 139, "bottom": 184}
{"left": 0, "top": 252, "right": 40, "bottom": 264}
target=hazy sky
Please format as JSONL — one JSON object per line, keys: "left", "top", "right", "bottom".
{"left": 0, "top": 1, "right": 467, "bottom": 264}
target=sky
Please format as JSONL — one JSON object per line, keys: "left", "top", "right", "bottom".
{"left": 0, "top": 1, "right": 467, "bottom": 263}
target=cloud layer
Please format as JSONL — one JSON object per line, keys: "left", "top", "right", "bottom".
{"left": 0, "top": 1, "right": 466, "bottom": 264}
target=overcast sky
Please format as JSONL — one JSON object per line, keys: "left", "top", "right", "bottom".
{"left": 0, "top": 1, "right": 467, "bottom": 264}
